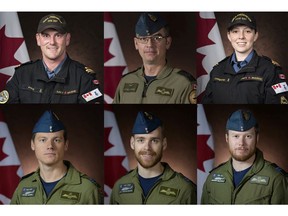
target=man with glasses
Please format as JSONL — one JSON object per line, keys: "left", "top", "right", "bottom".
{"left": 113, "top": 13, "right": 196, "bottom": 104}
{"left": 0, "top": 13, "right": 102, "bottom": 104}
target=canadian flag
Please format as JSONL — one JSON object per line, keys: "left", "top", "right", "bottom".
{"left": 0, "top": 12, "right": 30, "bottom": 91}
{"left": 197, "top": 104, "right": 215, "bottom": 204}
{"left": 0, "top": 110, "right": 23, "bottom": 204}
{"left": 104, "top": 105, "right": 129, "bottom": 204}
{"left": 104, "top": 12, "right": 128, "bottom": 104}
{"left": 196, "top": 12, "right": 225, "bottom": 101}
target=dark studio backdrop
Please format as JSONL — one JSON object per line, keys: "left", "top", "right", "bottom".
{"left": 204, "top": 104, "right": 288, "bottom": 173}
{"left": 0, "top": 105, "right": 104, "bottom": 187}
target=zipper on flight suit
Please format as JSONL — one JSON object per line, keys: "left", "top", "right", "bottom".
{"left": 142, "top": 178, "right": 162, "bottom": 204}
{"left": 142, "top": 78, "right": 157, "bottom": 98}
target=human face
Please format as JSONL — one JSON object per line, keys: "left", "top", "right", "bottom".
{"left": 36, "top": 29, "right": 70, "bottom": 62}
{"left": 226, "top": 127, "right": 258, "bottom": 162}
{"left": 31, "top": 130, "right": 68, "bottom": 166}
{"left": 227, "top": 26, "right": 258, "bottom": 58}
{"left": 134, "top": 28, "right": 172, "bottom": 66}
{"left": 130, "top": 127, "right": 167, "bottom": 169}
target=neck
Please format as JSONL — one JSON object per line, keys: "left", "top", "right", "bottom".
{"left": 235, "top": 50, "right": 253, "bottom": 61}
{"left": 232, "top": 154, "right": 255, "bottom": 171}
{"left": 137, "top": 162, "right": 164, "bottom": 178}
{"left": 43, "top": 54, "right": 66, "bottom": 71}
{"left": 143, "top": 61, "right": 166, "bottom": 76}
{"left": 39, "top": 161, "right": 67, "bottom": 182}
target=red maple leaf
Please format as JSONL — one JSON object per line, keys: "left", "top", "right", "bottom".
{"left": 104, "top": 127, "right": 113, "bottom": 152}
{"left": 0, "top": 165, "right": 21, "bottom": 199}
{"left": 0, "top": 137, "right": 8, "bottom": 161}
{"left": 104, "top": 38, "right": 114, "bottom": 63}
{"left": 0, "top": 25, "right": 24, "bottom": 70}
{"left": 197, "top": 134, "right": 214, "bottom": 172}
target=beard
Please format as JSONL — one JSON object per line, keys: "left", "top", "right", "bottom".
{"left": 135, "top": 149, "right": 163, "bottom": 169}
{"left": 229, "top": 145, "right": 256, "bottom": 162}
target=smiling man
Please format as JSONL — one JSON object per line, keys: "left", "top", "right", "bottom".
{"left": 113, "top": 12, "right": 196, "bottom": 104}
{"left": 10, "top": 110, "right": 103, "bottom": 204}
{"left": 0, "top": 13, "right": 102, "bottom": 104}
{"left": 201, "top": 109, "right": 288, "bottom": 204}
{"left": 202, "top": 13, "right": 288, "bottom": 104}
{"left": 110, "top": 111, "right": 197, "bottom": 204}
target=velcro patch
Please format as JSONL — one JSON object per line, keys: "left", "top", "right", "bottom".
{"left": 213, "top": 77, "right": 229, "bottom": 82}
{"left": 123, "top": 83, "right": 138, "bottom": 92}
{"left": 155, "top": 87, "right": 174, "bottom": 96}
{"left": 82, "top": 88, "right": 102, "bottom": 102}
{"left": 240, "top": 76, "right": 263, "bottom": 82}
{"left": 119, "top": 183, "right": 134, "bottom": 194}
{"left": 272, "top": 82, "right": 288, "bottom": 94}
{"left": 250, "top": 175, "right": 269, "bottom": 185}
{"left": 60, "top": 190, "right": 81, "bottom": 201}
{"left": 21, "top": 187, "right": 37, "bottom": 197}
{"left": 211, "top": 173, "right": 226, "bottom": 183}
{"left": 159, "top": 186, "right": 179, "bottom": 197}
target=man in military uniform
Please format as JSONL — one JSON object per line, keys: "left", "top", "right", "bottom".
{"left": 0, "top": 13, "right": 102, "bottom": 104}
{"left": 201, "top": 109, "right": 288, "bottom": 204}
{"left": 110, "top": 111, "right": 197, "bottom": 204}
{"left": 113, "top": 12, "right": 196, "bottom": 104}
{"left": 10, "top": 110, "right": 103, "bottom": 204}
{"left": 202, "top": 13, "right": 288, "bottom": 104}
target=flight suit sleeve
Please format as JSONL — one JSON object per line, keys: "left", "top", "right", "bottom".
{"left": 270, "top": 173, "right": 288, "bottom": 204}
{"left": 200, "top": 179, "right": 209, "bottom": 204}
{"left": 112, "top": 82, "right": 122, "bottom": 104}
{"left": 264, "top": 64, "right": 288, "bottom": 104}
{"left": 184, "top": 182, "right": 197, "bottom": 204}
{"left": 10, "top": 185, "right": 21, "bottom": 204}
{"left": 109, "top": 184, "right": 119, "bottom": 204}
{"left": 177, "top": 70, "right": 197, "bottom": 104}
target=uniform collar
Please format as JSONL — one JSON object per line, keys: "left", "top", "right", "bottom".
{"left": 138, "top": 64, "right": 179, "bottom": 80}
{"left": 43, "top": 55, "right": 67, "bottom": 79}
{"left": 231, "top": 50, "right": 255, "bottom": 73}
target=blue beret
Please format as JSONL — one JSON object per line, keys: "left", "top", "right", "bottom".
{"left": 132, "top": 111, "right": 162, "bottom": 134}
{"left": 32, "top": 110, "right": 65, "bottom": 134}
{"left": 135, "top": 12, "right": 167, "bottom": 37}
{"left": 226, "top": 109, "right": 257, "bottom": 132}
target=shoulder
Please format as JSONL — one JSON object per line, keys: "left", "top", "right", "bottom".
{"left": 267, "top": 162, "right": 288, "bottom": 177}
{"left": 176, "top": 70, "right": 196, "bottom": 83}
{"left": 209, "top": 162, "right": 227, "bottom": 174}
{"left": 19, "top": 171, "right": 36, "bottom": 182}
{"left": 175, "top": 172, "right": 197, "bottom": 188}
{"left": 15, "top": 60, "right": 40, "bottom": 70}
{"left": 212, "top": 56, "right": 230, "bottom": 69}
{"left": 121, "top": 67, "right": 141, "bottom": 79}
{"left": 260, "top": 56, "right": 282, "bottom": 68}
{"left": 80, "top": 174, "right": 102, "bottom": 188}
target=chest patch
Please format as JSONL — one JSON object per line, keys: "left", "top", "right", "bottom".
{"left": 240, "top": 76, "right": 263, "bottom": 82}
{"left": 123, "top": 83, "right": 138, "bottom": 92}
{"left": 60, "top": 190, "right": 81, "bottom": 201}
{"left": 250, "top": 175, "right": 269, "bottom": 185}
{"left": 21, "top": 187, "right": 37, "bottom": 197}
{"left": 119, "top": 183, "right": 134, "bottom": 194}
{"left": 159, "top": 186, "right": 179, "bottom": 197}
{"left": 211, "top": 173, "right": 226, "bottom": 183}
{"left": 213, "top": 77, "right": 229, "bottom": 82}
{"left": 155, "top": 87, "right": 174, "bottom": 96}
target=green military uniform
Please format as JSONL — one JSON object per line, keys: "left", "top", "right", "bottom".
{"left": 110, "top": 162, "right": 197, "bottom": 204}
{"left": 113, "top": 65, "right": 196, "bottom": 104}
{"left": 10, "top": 161, "right": 103, "bottom": 204}
{"left": 201, "top": 149, "right": 288, "bottom": 204}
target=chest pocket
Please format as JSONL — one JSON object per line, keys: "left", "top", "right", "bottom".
{"left": 20, "top": 85, "right": 43, "bottom": 94}
{"left": 239, "top": 76, "right": 263, "bottom": 82}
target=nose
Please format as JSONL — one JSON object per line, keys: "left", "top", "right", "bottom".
{"left": 47, "top": 140, "right": 54, "bottom": 149}
{"left": 238, "top": 30, "right": 245, "bottom": 39}
{"left": 49, "top": 36, "right": 56, "bottom": 45}
{"left": 143, "top": 140, "right": 152, "bottom": 150}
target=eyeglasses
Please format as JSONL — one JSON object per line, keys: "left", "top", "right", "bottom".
{"left": 136, "top": 35, "right": 168, "bottom": 44}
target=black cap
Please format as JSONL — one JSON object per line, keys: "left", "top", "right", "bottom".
{"left": 37, "top": 13, "right": 68, "bottom": 34}
{"left": 227, "top": 13, "right": 257, "bottom": 31}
